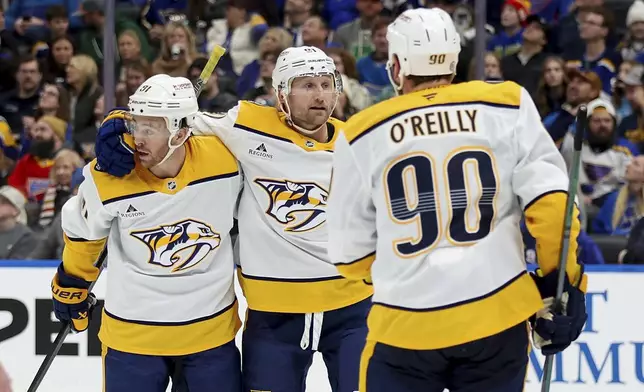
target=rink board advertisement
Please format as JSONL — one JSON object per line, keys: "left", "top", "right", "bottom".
{"left": 0, "top": 261, "right": 642, "bottom": 392}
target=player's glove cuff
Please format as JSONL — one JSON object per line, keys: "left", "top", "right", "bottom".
{"left": 51, "top": 264, "right": 94, "bottom": 333}
{"left": 95, "top": 107, "right": 136, "bottom": 177}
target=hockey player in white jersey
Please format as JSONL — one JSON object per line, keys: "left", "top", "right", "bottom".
{"left": 327, "top": 8, "right": 588, "bottom": 392}
{"left": 51, "top": 75, "right": 242, "bottom": 392}
{"left": 92, "top": 47, "right": 373, "bottom": 392}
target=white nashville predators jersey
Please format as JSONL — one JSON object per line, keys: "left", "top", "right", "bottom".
{"left": 192, "top": 101, "right": 372, "bottom": 313}
{"left": 328, "top": 81, "right": 585, "bottom": 350}
{"left": 61, "top": 136, "right": 242, "bottom": 356}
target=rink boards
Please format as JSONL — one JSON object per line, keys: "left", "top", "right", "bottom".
{"left": 0, "top": 261, "right": 641, "bottom": 392}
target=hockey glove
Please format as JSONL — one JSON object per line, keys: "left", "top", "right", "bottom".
{"left": 51, "top": 263, "right": 96, "bottom": 333}
{"left": 95, "top": 108, "right": 136, "bottom": 177}
{"left": 530, "top": 267, "right": 588, "bottom": 356}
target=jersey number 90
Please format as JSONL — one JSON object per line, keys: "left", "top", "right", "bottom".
{"left": 384, "top": 148, "right": 499, "bottom": 258}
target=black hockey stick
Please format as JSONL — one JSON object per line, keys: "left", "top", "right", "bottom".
{"left": 540, "top": 105, "right": 588, "bottom": 392}
{"left": 27, "top": 45, "right": 228, "bottom": 392}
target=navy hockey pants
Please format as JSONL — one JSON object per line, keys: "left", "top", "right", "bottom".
{"left": 242, "top": 296, "right": 371, "bottom": 392}
{"left": 362, "top": 321, "right": 530, "bottom": 392}
{"left": 103, "top": 340, "right": 241, "bottom": 392}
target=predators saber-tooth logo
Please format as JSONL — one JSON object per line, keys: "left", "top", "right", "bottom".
{"left": 131, "top": 218, "right": 221, "bottom": 272}
{"left": 254, "top": 178, "right": 328, "bottom": 233}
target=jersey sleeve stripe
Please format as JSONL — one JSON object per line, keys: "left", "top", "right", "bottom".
{"left": 105, "top": 300, "right": 236, "bottom": 326}
{"left": 234, "top": 123, "right": 293, "bottom": 144}
{"left": 187, "top": 171, "right": 239, "bottom": 186}
{"left": 239, "top": 270, "right": 343, "bottom": 282}
{"left": 349, "top": 100, "right": 520, "bottom": 146}
{"left": 335, "top": 251, "right": 375, "bottom": 281}
{"left": 66, "top": 236, "right": 91, "bottom": 242}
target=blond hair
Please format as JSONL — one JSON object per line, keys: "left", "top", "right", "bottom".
{"left": 69, "top": 54, "right": 99, "bottom": 90}
{"left": 50, "top": 149, "right": 84, "bottom": 184}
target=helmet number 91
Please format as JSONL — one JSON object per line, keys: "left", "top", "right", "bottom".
{"left": 429, "top": 54, "right": 446, "bottom": 65}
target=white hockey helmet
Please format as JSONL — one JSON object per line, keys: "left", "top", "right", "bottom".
{"left": 387, "top": 8, "right": 461, "bottom": 91}
{"left": 127, "top": 74, "right": 198, "bottom": 166}
{"left": 272, "top": 46, "right": 342, "bottom": 134}
{"left": 128, "top": 74, "right": 199, "bottom": 134}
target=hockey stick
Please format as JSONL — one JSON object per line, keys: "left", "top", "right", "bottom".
{"left": 540, "top": 105, "right": 588, "bottom": 392}
{"left": 27, "top": 45, "right": 227, "bottom": 392}
{"left": 27, "top": 250, "right": 107, "bottom": 392}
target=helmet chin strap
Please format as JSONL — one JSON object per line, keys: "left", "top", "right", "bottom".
{"left": 386, "top": 60, "right": 404, "bottom": 96}
{"left": 152, "top": 127, "right": 192, "bottom": 168}
{"left": 279, "top": 91, "right": 338, "bottom": 136}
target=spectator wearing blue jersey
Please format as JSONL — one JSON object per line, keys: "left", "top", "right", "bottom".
{"left": 487, "top": 0, "right": 530, "bottom": 58}
{"left": 618, "top": 63, "right": 644, "bottom": 152}
{"left": 543, "top": 69, "right": 600, "bottom": 147}
{"left": 593, "top": 156, "right": 644, "bottom": 235}
{"left": 5, "top": 0, "right": 82, "bottom": 37}
{"left": 356, "top": 16, "right": 391, "bottom": 99}
{"left": 564, "top": 5, "right": 620, "bottom": 96}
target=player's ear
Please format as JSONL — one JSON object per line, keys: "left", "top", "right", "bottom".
{"left": 171, "top": 128, "right": 189, "bottom": 146}
{"left": 392, "top": 54, "right": 402, "bottom": 85}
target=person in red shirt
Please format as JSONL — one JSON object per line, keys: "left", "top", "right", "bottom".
{"left": 8, "top": 115, "right": 66, "bottom": 202}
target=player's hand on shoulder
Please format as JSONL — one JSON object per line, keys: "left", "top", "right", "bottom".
{"left": 95, "top": 107, "right": 135, "bottom": 178}
{"left": 51, "top": 263, "right": 97, "bottom": 333}
{"left": 529, "top": 267, "right": 588, "bottom": 355}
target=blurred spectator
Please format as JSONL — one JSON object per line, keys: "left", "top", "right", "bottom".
{"left": 619, "top": 216, "right": 644, "bottom": 263}
{"left": 7, "top": 115, "right": 65, "bottom": 202}
{"left": 207, "top": 0, "right": 267, "bottom": 77}
{"left": 325, "top": 47, "right": 372, "bottom": 111}
{"left": 555, "top": 0, "right": 604, "bottom": 54}
{"left": 187, "top": 58, "right": 238, "bottom": 112}
{"left": 613, "top": 60, "right": 636, "bottom": 123}
{"left": 283, "top": 0, "right": 315, "bottom": 46}
{"left": 619, "top": 0, "right": 644, "bottom": 62}
{"left": 45, "top": 5, "right": 70, "bottom": 40}
{"left": 35, "top": 83, "right": 71, "bottom": 122}
{"left": 66, "top": 54, "right": 102, "bottom": 143}
{"left": 240, "top": 49, "right": 278, "bottom": 105}
{"left": 618, "top": 64, "right": 644, "bottom": 152}
{"left": 0, "top": 7, "right": 21, "bottom": 93}
{"left": 565, "top": 6, "right": 619, "bottom": 95}
{"left": 0, "top": 359, "right": 10, "bottom": 392}
{"left": 356, "top": 16, "right": 391, "bottom": 98}
{"left": 0, "top": 185, "right": 37, "bottom": 259}
{"left": 469, "top": 52, "right": 504, "bottom": 81}
{"left": 487, "top": 0, "right": 530, "bottom": 58}
{"left": 333, "top": 0, "right": 383, "bottom": 59}
{"left": 301, "top": 15, "right": 330, "bottom": 49}
{"left": 237, "top": 27, "right": 292, "bottom": 97}
{"left": 116, "top": 60, "right": 152, "bottom": 107}
{"left": 0, "top": 55, "right": 42, "bottom": 137}
{"left": 543, "top": 69, "right": 601, "bottom": 146}
{"left": 43, "top": 35, "right": 75, "bottom": 84}
{"left": 154, "top": 21, "right": 200, "bottom": 77}
{"left": 535, "top": 56, "right": 568, "bottom": 117}
{"left": 35, "top": 148, "right": 83, "bottom": 229}
{"left": 75, "top": 0, "right": 152, "bottom": 69}
{"left": 593, "top": 156, "right": 644, "bottom": 235}
{"left": 561, "top": 99, "right": 637, "bottom": 209}
{"left": 29, "top": 146, "right": 84, "bottom": 259}
{"left": 501, "top": 14, "right": 548, "bottom": 97}
{"left": 117, "top": 30, "right": 145, "bottom": 78}
{"left": 73, "top": 93, "right": 103, "bottom": 161}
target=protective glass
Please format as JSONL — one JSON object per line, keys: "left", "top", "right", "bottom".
{"left": 126, "top": 116, "right": 171, "bottom": 140}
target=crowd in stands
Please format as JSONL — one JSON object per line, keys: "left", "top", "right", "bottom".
{"left": 0, "top": 0, "right": 641, "bottom": 263}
